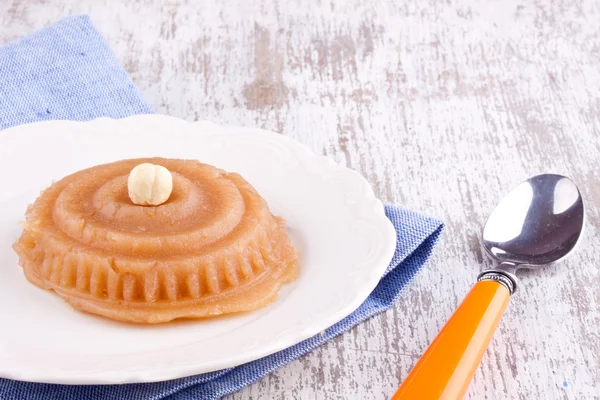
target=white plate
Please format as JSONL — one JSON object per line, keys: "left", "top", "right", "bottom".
{"left": 0, "top": 115, "right": 396, "bottom": 384}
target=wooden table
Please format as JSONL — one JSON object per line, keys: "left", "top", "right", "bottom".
{"left": 2, "top": 1, "right": 599, "bottom": 398}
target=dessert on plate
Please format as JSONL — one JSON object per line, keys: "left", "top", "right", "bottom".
{"left": 13, "top": 158, "right": 299, "bottom": 323}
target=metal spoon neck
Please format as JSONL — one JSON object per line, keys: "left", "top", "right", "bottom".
{"left": 478, "top": 266, "right": 518, "bottom": 295}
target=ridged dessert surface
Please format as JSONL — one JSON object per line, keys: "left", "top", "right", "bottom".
{"left": 13, "top": 158, "right": 299, "bottom": 323}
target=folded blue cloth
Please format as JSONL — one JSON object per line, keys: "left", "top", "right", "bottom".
{"left": 0, "top": 15, "right": 444, "bottom": 400}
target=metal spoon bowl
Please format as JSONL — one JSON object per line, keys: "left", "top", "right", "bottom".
{"left": 481, "top": 174, "right": 585, "bottom": 292}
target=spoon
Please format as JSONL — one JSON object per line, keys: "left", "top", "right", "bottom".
{"left": 392, "top": 174, "right": 585, "bottom": 399}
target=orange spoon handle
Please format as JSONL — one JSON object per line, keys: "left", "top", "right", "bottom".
{"left": 392, "top": 278, "right": 511, "bottom": 400}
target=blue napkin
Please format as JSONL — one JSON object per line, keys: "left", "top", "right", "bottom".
{"left": 0, "top": 16, "right": 444, "bottom": 400}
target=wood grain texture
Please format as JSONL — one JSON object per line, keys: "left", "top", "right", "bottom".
{"left": 1, "top": 0, "right": 599, "bottom": 398}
